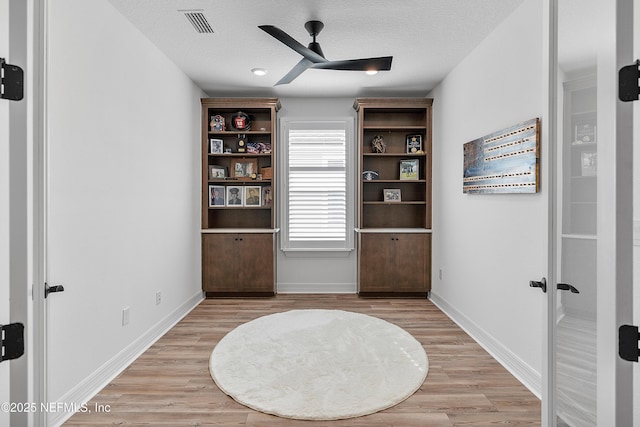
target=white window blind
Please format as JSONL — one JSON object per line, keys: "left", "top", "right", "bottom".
{"left": 281, "top": 119, "right": 354, "bottom": 251}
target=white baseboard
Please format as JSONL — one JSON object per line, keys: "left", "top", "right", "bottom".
{"left": 50, "top": 291, "right": 204, "bottom": 427}
{"left": 277, "top": 282, "right": 356, "bottom": 294}
{"left": 429, "top": 292, "right": 541, "bottom": 399}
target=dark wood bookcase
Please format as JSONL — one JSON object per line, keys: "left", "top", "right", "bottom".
{"left": 201, "top": 98, "right": 280, "bottom": 297}
{"left": 353, "top": 98, "right": 433, "bottom": 296}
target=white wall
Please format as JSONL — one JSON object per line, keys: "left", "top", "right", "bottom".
{"left": 276, "top": 97, "right": 358, "bottom": 293}
{"left": 429, "top": 0, "right": 545, "bottom": 394}
{"left": 46, "top": 0, "right": 203, "bottom": 423}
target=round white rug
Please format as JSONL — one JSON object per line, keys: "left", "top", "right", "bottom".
{"left": 209, "top": 309, "right": 428, "bottom": 420}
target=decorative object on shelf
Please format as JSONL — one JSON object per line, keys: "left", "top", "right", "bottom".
{"left": 362, "top": 170, "right": 379, "bottom": 181}
{"left": 210, "top": 114, "right": 225, "bottom": 131}
{"left": 210, "top": 138, "right": 224, "bottom": 154}
{"left": 399, "top": 159, "right": 419, "bottom": 180}
{"left": 261, "top": 166, "right": 273, "bottom": 180}
{"left": 262, "top": 186, "right": 272, "bottom": 207}
{"left": 247, "top": 141, "right": 272, "bottom": 154}
{"left": 406, "top": 135, "right": 423, "bottom": 153}
{"left": 231, "top": 111, "right": 252, "bottom": 131}
{"left": 383, "top": 189, "right": 401, "bottom": 202}
{"left": 231, "top": 158, "right": 258, "bottom": 179}
{"left": 209, "top": 185, "right": 225, "bottom": 207}
{"left": 209, "top": 165, "right": 227, "bottom": 180}
{"left": 581, "top": 151, "right": 597, "bottom": 176}
{"left": 245, "top": 186, "right": 262, "bottom": 207}
{"left": 236, "top": 134, "right": 247, "bottom": 153}
{"left": 463, "top": 117, "right": 540, "bottom": 194}
{"left": 371, "top": 135, "right": 386, "bottom": 153}
{"left": 226, "top": 186, "right": 243, "bottom": 206}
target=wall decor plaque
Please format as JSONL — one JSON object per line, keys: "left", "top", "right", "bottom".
{"left": 463, "top": 118, "right": 540, "bottom": 194}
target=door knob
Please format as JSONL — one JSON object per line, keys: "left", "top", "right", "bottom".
{"left": 529, "top": 277, "right": 547, "bottom": 293}
{"left": 44, "top": 283, "right": 65, "bottom": 298}
{"left": 557, "top": 283, "right": 580, "bottom": 293}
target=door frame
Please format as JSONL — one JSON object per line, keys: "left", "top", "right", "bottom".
{"left": 7, "top": 0, "right": 47, "bottom": 426}
{"left": 544, "top": 0, "right": 636, "bottom": 425}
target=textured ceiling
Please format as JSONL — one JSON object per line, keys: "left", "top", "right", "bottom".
{"left": 107, "top": 0, "right": 528, "bottom": 97}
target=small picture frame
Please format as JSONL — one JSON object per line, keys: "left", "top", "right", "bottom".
{"left": 399, "top": 159, "right": 419, "bottom": 180}
{"left": 262, "top": 186, "right": 272, "bottom": 207}
{"left": 209, "top": 165, "right": 227, "bottom": 180}
{"left": 226, "top": 186, "right": 243, "bottom": 206}
{"left": 208, "top": 185, "right": 225, "bottom": 207}
{"left": 383, "top": 189, "right": 402, "bottom": 202}
{"left": 231, "top": 158, "right": 258, "bottom": 179}
{"left": 244, "top": 186, "right": 262, "bottom": 207}
{"left": 209, "top": 138, "right": 224, "bottom": 154}
{"left": 574, "top": 122, "right": 596, "bottom": 144}
{"left": 581, "top": 151, "right": 597, "bottom": 176}
{"left": 406, "top": 134, "right": 423, "bottom": 153}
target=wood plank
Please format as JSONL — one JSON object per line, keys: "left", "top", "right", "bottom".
{"left": 64, "top": 295, "right": 540, "bottom": 426}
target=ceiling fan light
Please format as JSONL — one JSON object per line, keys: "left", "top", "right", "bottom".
{"left": 251, "top": 68, "right": 268, "bottom": 76}
{"left": 365, "top": 70, "right": 378, "bottom": 75}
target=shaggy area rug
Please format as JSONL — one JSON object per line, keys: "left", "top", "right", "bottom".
{"left": 209, "top": 309, "right": 428, "bottom": 420}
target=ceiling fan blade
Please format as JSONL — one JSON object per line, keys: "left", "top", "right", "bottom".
{"left": 311, "top": 56, "right": 393, "bottom": 71}
{"left": 259, "top": 25, "right": 327, "bottom": 64}
{"left": 275, "top": 58, "right": 314, "bottom": 85}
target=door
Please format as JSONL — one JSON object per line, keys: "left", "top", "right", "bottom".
{"left": 0, "top": 2, "right": 11, "bottom": 426}
{"left": 550, "top": 0, "right": 636, "bottom": 425}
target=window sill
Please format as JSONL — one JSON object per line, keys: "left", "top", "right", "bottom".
{"left": 280, "top": 248, "right": 355, "bottom": 258}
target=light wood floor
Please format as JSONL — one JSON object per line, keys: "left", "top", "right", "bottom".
{"left": 65, "top": 295, "right": 541, "bottom": 426}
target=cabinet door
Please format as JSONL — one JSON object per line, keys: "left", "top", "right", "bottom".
{"left": 202, "top": 233, "right": 239, "bottom": 292}
{"left": 237, "top": 233, "right": 274, "bottom": 293}
{"left": 394, "top": 233, "right": 428, "bottom": 292}
{"left": 359, "top": 233, "right": 397, "bottom": 292}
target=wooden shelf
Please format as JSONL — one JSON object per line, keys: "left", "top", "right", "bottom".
{"left": 363, "top": 201, "right": 426, "bottom": 205}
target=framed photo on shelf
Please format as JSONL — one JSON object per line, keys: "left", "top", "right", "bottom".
{"left": 209, "top": 138, "right": 224, "bottom": 154}
{"left": 208, "top": 185, "right": 225, "bottom": 207}
{"left": 262, "top": 186, "right": 272, "bottom": 207}
{"left": 383, "top": 188, "right": 402, "bottom": 202}
{"left": 574, "top": 122, "right": 596, "bottom": 144}
{"left": 581, "top": 151, "right": 597, "bottom": 176}
{"left": 209, "top": 165, "right": 227, "bottom": 180}
{"left": 226, "top": 186, "right": 243, "bottom": 206}
{"left": 406, "top": 134, "right": 423, "bottom": 153}
{"left": 231, "top": 158, "right": 258, "bottom": 179}
{"left": 399, "top": 159, "right": 419, "bottom": 180}
{"left": 244, "top": 186, "right": 262, "bottom": 207}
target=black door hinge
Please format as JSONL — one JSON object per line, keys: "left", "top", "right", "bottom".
{"left": 619, "top": 324, "right": 640, "bottom": 362}
{"left": 0, "top": 58, "right": 24, "bottom": 101}
{"left": 0, "top": 323, "right": 25, "bottom": 362}
{"left": 619, "top": 59, "right": 640, "bottom": 102}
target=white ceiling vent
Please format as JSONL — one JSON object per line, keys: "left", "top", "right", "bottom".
{"left": 181, "top": 10, "right": 214, "bottom": 34}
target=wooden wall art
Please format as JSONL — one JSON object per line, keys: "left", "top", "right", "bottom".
{"left": 463, "top": 118, "right": 540, "bottom": 194}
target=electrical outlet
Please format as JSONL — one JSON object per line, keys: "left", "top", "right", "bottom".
{"left": 122, "top": 307, "right": 130, "bottom": 326}
{"left": 439, "top": 269, "right": 443, "bottom": 280}
{"left": 155, "top": 291, "right": 161, "bottom": 306}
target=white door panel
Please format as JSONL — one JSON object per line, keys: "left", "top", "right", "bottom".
{"left": 0, "top": 0, "right": 11, "bottom": 425}
{"left": 552, "top": 1, "right": 636, "bottom": 426}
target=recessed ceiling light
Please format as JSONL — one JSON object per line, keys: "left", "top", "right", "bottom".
{"left": 365, "top": 70, "right": 378, "bottom": 76}
{"left": 252, "top": 68, "right": 268, "bottom": 76}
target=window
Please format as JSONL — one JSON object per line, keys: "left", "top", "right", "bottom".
{"left": 281, "top": 119, "right": 354, "bottom": 251}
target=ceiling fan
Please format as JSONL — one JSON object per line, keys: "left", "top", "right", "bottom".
{"left": 258, "top": 20, "right": 393, "bottom": 85}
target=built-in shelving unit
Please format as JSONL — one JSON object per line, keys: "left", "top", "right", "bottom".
{"left": 201, "top": 98, "right": 280, "bottom": 296}
{"left": 354, "top": 98, "right": 433, "bottom": 296}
